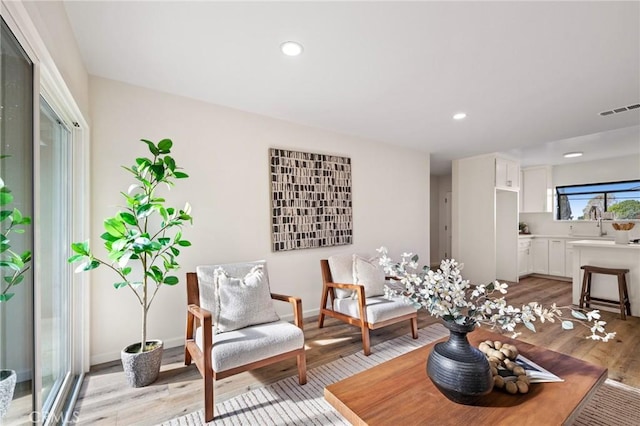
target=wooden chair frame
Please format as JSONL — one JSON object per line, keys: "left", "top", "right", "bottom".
{"left": 318, "top": 259, "right": 418, "bottom": 356}
{"left": 185, "top": 272, "right": 307, "bottom": 422}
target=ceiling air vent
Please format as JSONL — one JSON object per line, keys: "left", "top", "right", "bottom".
{"left": 599, "top": 103, "right": 640, "bottom": 116}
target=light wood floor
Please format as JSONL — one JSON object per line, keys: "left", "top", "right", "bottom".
{"left": 73, "top": 276, "right": 640, "bottom": 425}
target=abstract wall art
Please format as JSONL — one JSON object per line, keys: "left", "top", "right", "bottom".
{"left": 269, "top": 148, "right": 353, "bottom": 252}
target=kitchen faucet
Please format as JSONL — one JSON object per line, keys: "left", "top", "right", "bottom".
{"left": 596, "top": 216, "right": 607, "bottom": 236}
{"left": 590, "top": 206, "right": 607, "bottom": 236}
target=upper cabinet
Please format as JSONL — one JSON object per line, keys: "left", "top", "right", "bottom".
{"left": 521, "top": 166, "right": 553, "bottom": 213}
{"left": 495, "top": 157, "right": 520, "bottom": 190}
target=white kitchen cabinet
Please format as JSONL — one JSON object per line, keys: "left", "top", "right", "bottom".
{"left": 453, "top": 154, "right": 519, "bottom": 284}
{"left": 564, "top": 238, "right": 583, "bottom": 278}
{"left": 521, "top": 166, "right": 552, "bottom": 213}
{"left": 548, "top": 239, "right": 566, "bottom": 276}
{"left": 495, "top": 157, "right": 520, "bottom": 190}
{"left": 518, "top": 238, "right": 533, "bottom": 277}
{"left": 565, "top": 245, "right": 574, "bottom": 278}
{"left": 532, "top": 239, "right": 549, "bottom": 274}
{"left": 525, "top": 237, "right": 585, "bottom": 279}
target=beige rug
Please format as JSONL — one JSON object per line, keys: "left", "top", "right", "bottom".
{"left": 160, "top": 324, "right": 640, "bottom": 426}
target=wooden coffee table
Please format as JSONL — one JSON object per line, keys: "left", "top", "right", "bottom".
{"left": 325, "top": 328, "right": 607, "bottom": 425}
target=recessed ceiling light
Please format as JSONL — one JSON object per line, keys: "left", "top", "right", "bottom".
{"left": 563, "top": 152, "right": 583, "bottom": 158}
{"left": 280, "top": 41, "right": 303, "bottom": 56}
{"left": 453, "top": 112, "right": 467, "bottom": 120}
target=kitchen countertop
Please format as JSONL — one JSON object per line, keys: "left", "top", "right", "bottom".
{"left": 518, "top": 234, "right": 614, "bottom": 240}
{"left": 567, "top": 239, "right": 640, "bottom": 249}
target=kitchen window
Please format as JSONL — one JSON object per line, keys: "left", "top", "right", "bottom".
{"left": 556, "top": 180, "right": 640, "bottom": 220}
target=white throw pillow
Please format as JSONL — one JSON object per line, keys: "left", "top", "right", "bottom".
{"left": 327, "top": 254, "right": 355, "bottom": 298}
{"left": 202, "top": 264, "right": 280, "bottom": 334}
{"left": 352, "top": 254, "right": 386, "bottom": 297}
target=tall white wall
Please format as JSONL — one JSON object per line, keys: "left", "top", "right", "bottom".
{"left": 88, "top": 76, "right": 431, "bottom": 364}
{"left": 452, "top": 155, "right": 497, "bottom": 284}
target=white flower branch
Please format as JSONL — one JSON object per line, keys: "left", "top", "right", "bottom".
{"left": 377, "top": 247, "right": 616, "bottom": 342}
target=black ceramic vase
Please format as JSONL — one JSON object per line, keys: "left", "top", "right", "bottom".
{"left": 427, "top": 319, "right": 493, "bottom": 404}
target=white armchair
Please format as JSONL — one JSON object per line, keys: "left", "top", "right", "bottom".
{"left": 185, "top": 261, "right": 306, "bottom": 421}
{"left": 318, "top": 255, "right": 418, "bottom": 355}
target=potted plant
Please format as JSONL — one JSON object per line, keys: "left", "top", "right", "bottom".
{"left": 69, "top": 138, "right": 192, "bottom": 387}
{"left": 0, "top": 158, "right": 32, "bottom": 418}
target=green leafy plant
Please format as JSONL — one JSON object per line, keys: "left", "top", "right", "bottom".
{"left": 0, "top": 158, "right": 32, "bottom": 303}
{"left": 609, "top": 200, "right": 640, "bottom": 220}
{"left": 68, "top": 139, "right": 192, "bottom": 352}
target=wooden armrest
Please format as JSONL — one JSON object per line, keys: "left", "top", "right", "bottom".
{"left": 323, "top": 282, "right": 367, "bottom": 317}
{"left": 186, "top": 304, "right": 213, "bottom": 355}
{"left": 326, "top": 282, "right": 361, "bottom": 290}
{"left": 188, "top": 304, "right": 212, "bottom": 322}
{"left": 326, "top": 282, "right": 366, "bottom": 298}
{"left": 187, "top": 304, "right": 212, "bottom": 336}
{"left": 271, "top": 293, "right": 298, "bottom": 303}
{"left": 271, "top": 293, "right": 304, "bottom": 330}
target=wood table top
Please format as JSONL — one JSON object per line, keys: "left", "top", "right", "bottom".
{"left": 324, "top": 328, "right": 607, "bottom": 426}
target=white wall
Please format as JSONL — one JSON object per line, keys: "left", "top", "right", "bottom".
{"left": 22, "top": 0, "right": 90, "bottom": 119}
{"left": 452, "top": 155, "right": 497, "bottom": 285}
{"left": 520, "top": 154, "right": 640, "bottom": 240}
{"left": 553, "top": 154, "right": 640, "bottom": 187}
{"left": 89, "top": 77, "right": 431, "bottom": 364}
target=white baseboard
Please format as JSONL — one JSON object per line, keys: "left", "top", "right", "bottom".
{"left": 89, "top": 336, "right": 185, "bottom": 366}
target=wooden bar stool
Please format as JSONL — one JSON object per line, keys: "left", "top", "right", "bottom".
{"left": 579, "top": 265, "right": 631, "bottom": 320}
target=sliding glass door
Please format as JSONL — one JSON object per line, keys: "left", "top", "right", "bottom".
{"left": 1, "top": 12, "right": 86, "bottom": 424}
{"left": 39, "top": 98, "right": 73, "bottom": 421}
{"left": 0, "top": 15, "right": 35, "bottom": 424}
{"left": 0, "top": 13, "right": 34, "bottom": 424}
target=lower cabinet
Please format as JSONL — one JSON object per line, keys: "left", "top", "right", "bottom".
{"left": 532, "top": 239, "right": 549, "bottom": 274}
{"left": 548, "top": 239, "right": 566, "bottom": 276}
{"left": 565, "top": 245, "right": 574, "bottom": 278}
{"left": 528, "top": 237, "right": 572, "bottom": 278}
{"left": 518, "top": 239, "right": 533, "bottom": 277}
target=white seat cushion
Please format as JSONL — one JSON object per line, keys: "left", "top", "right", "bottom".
{"left": 196, "top": 320, "right": 304, "bottom": 372}
{"left": 332, "top": 296, "right": 416, "bottom": 324}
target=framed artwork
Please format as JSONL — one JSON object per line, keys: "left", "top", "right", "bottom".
{"left": 269, "top": 148, "right": 353, "bottom": 252}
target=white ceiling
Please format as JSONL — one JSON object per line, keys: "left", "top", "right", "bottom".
{"left": 63, "top": 1, "right": 640, "bottom": 175}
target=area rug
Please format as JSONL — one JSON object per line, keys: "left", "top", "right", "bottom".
{"left": 160, "top": 324, "right": 640, "bottom": 426}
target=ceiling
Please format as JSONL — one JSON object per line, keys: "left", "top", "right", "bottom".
{"left": 62, "top": 1, "right": 640, "bottom": 175}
